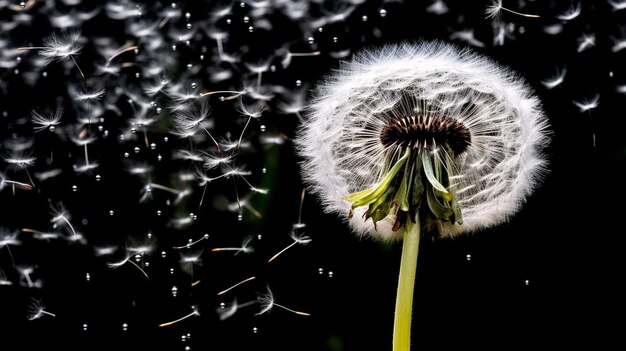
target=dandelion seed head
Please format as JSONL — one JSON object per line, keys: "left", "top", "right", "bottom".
{"left": 297, "top": 42, "right": 550, "bottom": 240}
{"left": 38, "top": 31, "right": 84, "bottom": 63}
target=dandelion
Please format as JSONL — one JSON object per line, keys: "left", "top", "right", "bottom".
{"left": 236, "top": 98, "right": 267, "bottom": 148}
{"left": 32, "top": 107, "right": 62, "bottom": 132}
{"left": 27, "top": 298, "right": 56, "bottom": 320}
{"left": 296, "top": 42, "right": 549, "bottom": 351}
{"left": 71, "top": 88, "right": 106, "bottom": 103}
{"left": 0, "top": 228, "right": 20, "bottom": 266}
{"left": 256, "top": 285, "right": 310, "bottom": 316}
{"left": 577, "top": 33, "right": 596, "bottom": 53}
{"left": 485, "top": 0, "right": 540, "bottom": 19}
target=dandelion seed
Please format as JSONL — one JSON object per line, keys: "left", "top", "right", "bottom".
{"left": 0, "top": 270, "right": 12, "bottom": 286}
{"left": 280, "top": 50, "right": 321, "bottom": 69}
{"left": 172, "top": 100, "right": 221, "bottom": 151}
{"left": 27, "top": 298, "right": 56, "bottom": 320}
{"left": 4, "top": 152, "right": 37, "bottom": 188}
{"left": 268, "top": 231, "right": 311, "bottom": 263}
{"left": 17, "top": 265, "right": 37, "bottom": 288}
{"left": 557, "top": 3, "right": 581, "bottom": 21}
{"left": 485, "top": 0, "right": 540, "bottom": 19}
{"left": 199, "top": 88, "right": 247, "bottom": 100}
{"left": 542, "top": 67, "right": 567, "bottom": 89}
{"left": 211, "top": 237, "right": 254, "bottom": 255}
{"left": 32, "top": 107, "right": 62, "bottom": 132}
{"left": 22, "top": 228, "right": 61, "bottom": 241}
{"left": 0, "top": 173, "right": 33, "bottom": 192}
{"left": 107, "top": 254, "right": 149, "bottom": 279}
{"left": 159, "top": 306, "right": 200, "bottom": 327}
{"left": 172, "top": 234, "right": 210, "bottom": 250}
{"left": 217, "top": 276, "right": 256, "bottom": 295}
{"left": 609, "top": 0, "right": 626, "bottom": 11}
{"left": 256, "top": 285, "right": 310, "bottom": 316}
{"left": 426, "top": 0, "right": 449, "bottom": 15}
{"left": 18, "top": 32, "right": 86, "bottom": 79}
{"left": 573, "top": 94, "right": 600, "bottom": 112}
{"left": 72, "top": 88, "right": 105, "bottom": 103}
{"left": 577, "top": 33, "right": 596, "bottom": 52}
{"left": 50, "top": 203, "right": 79, "bottom": 240}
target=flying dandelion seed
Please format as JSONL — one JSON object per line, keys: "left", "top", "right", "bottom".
{"left": 296, "top": 42, "right": 549, "bottom": 351}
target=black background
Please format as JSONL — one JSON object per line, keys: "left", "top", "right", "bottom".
{"left": 0, "top": 1, "right": 624, "bottom": 350}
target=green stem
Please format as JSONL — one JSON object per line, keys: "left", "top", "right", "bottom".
{"left": 393, "top": 216, "right": 421, "bottom": 351}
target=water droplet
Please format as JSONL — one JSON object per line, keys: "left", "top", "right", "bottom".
{"left": 120, "top": 135, "right": 126, "bottom": 141}
{"left": 296, "top": 80, "right": 302, "bottom": 87}
{"left": 237, "top": 213, "right": 243, "bottom": 221}
{"left": 219, "top": 96, "right": 225, "bottom": 101}
{"left": 524, "top": 279, "right": 530, "bottom": 286}
{"left": 333, "top": 37, "right": 338, "bottom": 43}
{"left": 135, "top": 73, "right": 140, "bottom": 79}
{"left": 185, "top": 12, "right": 191, "bottom": 19}
{"left": 131, "top": 127, "right": 137, "bottom": 133}
{"left": 328, "top": 271, "right": 334, "bottom": 278}
{"left": 204, "top": 234, "right": 209, "bottom": 239}
{"left": 361, "top": 15, "right": 368, "bottom": 22}
{"left": 466, "top": 254, "right": 471, "bottom": 261}
{"left": 157, "top": 210, "right": 162, "bottom": 216}
{"left": 82, "top": 323, "right": 88, "bottom": 331}
{"left": 226, "top": 19, "right": 232, "bottom": 24}
{"left": 85, "top": 273, "right": 91, "bottom": 281}
{"left": 318, "top": 268, "right": 324, "bottom": 275}
{"left": 199, "top": 54, "right": 204, "bottom": 61}
{"left": 171, "top": 2, "right": 176, "bottom": 8}
{"left": 172, "top": 286, "right": 178, "bottom": 297}
{"left": 185, "top": 346, "right": 191, "bottom": 351}
{"left": 172, "top": 45, "right": 177, "bottom": 51}
{"left": 109, "top": 210, "right": 114, "bottom": 216}
{"left": 81, "top": 218, "right": 88, "bottom": 225}
{"left": 219, "top": 302, "right": 226, "bottom": 309}
{"left": 42, "top": 71, "right": 47, "bottom": 77}
{"left": 181, "top": 334, "right": 187, "bottom": 342}
{"left": 134, "top": 48, "right": 139, "bottom": 55}
{"left": 308, "top": 36, "right": 314, "bottom": 44}
{"left": 134, "top": 254, "right": 142, "bottom": 262}
{"left": 124, "top": 152, "right": 129, "bottom": 158}
{"left": 191, "top": 82, "right": 197, "bottom": 89}
{"left": 186, "top": 63, "right": 193, "bottom": 70}
{"left": 150, "top": 143, "right": 156, "bottom": 150}
{"left": 243, "top": 16, "right": 250, "bottom": 23}
{"left": 147, "top": 232, "right": 152, "bottom": 239}
{"left": 318, "top": 27, "right": 323, "bottom": 32}
{"left": 240, "top": 2, "right": 245, "bottom": 7}
{"left": 270, "top": 65, "right": 276, "bottom": 72}
{"left": 170, "top": 268, "right": 175, "bottom": 274}
{"left": 259, "top": 124, "right": 266, "bottom": 132}
{"left": 157, "top": 154, "right": 163, "bottom": 161}
{"left": 134, "top": 147, "right": 140, "bottom": 153}
{"left": 144, "top": 261, "right": 150, "bottom": 267}
{"left": 609, "top": 71, "right": 614, "bottom": 78}
{"left": 122, "top": 323, "right": 128, "bottom": 331}
{"left": 20, "top": 2, "right": 25, "bottom": 9}
{"left": 252, "top": 327, "right": 258, "bottom": 334}
{"left": 248, "top": 26, "right": 254, "bottom": 32}
{"left": 164, "top": 137, "right": 169, "bottom": 142}
{"left": 186, "top": 23, "right": 192, "bottom": 29}
{"left": 257, "top": 234, "right": 262, "bottom": 240}
{"left": 379, "top": 8, "right": 387, "bottom": 17}
{"left": 262, "top": 167, "right": 267, "bottom": 174}
{"left": 97, "top": 125, "right": 103, "bottom": 131}
{"left": 161, "top": 251, "right": 166, "bottom": 258}
{"left": 156, "top": 107, "right": 162, "bottom": 114}
{"left": 72, "top": 185, "right": 77, "bottom": 192}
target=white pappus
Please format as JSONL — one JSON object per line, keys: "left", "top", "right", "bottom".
{"left": 296, "top": 42, "right": 550, "bottom": 240}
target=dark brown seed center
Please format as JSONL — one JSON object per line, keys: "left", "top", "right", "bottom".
{"left": 380, "top": 115, "right": 471, "bottom": 155}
